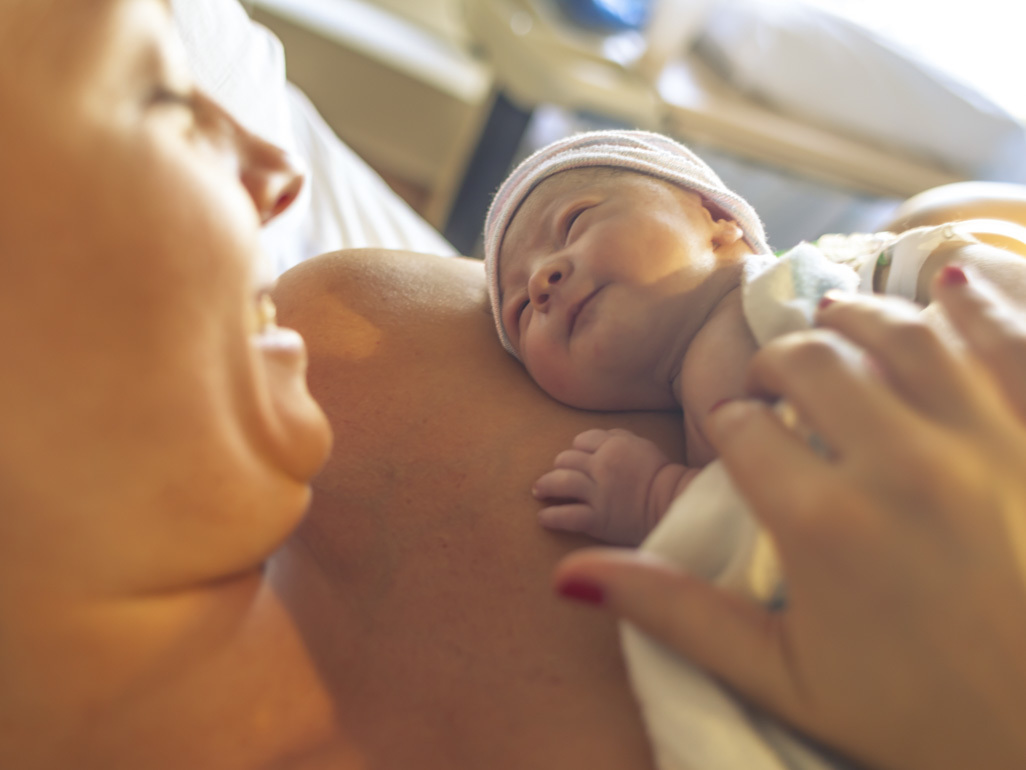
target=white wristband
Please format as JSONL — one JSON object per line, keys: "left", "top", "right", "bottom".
{"left": 878, "top": 218, "right": 1026, "bottom": 299}
{"left": 877, "top": 224, "right": 979, "bottom": 300}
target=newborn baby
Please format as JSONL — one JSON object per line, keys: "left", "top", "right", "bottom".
{"left": 482, "top": 129, "right": 1000, "bottom": 770}
{"left": 486, "top": 130, "right": 772, "bottom": 550}
{"left": 485, "top": 130, "right": 995, "bottom": 588}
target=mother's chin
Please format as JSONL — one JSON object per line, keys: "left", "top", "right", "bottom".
{"left": 248, "top": 324, "right": 333, "bottom": 484}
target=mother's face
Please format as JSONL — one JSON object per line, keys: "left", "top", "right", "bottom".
{"left": 0, "top": 0, "right": 331, "bottom": 596}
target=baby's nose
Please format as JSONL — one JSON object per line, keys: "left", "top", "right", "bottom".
{"left": 529, "top": 261, "right": 570, "bottom": 307}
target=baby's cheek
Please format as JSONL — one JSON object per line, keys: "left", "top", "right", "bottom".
{"left": 533, "top": 368, "right": 577, "bottom": 405}
{"left": 525, "top": 357, "right": 586, "bottom": 409}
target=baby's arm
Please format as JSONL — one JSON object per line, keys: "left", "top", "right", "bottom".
{"left": 533, "top": 428, "right": 699, "bottom": 546}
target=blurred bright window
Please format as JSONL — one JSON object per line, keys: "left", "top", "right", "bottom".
{"left": 809, "top": 0, "right": 1025, "bottom": 120}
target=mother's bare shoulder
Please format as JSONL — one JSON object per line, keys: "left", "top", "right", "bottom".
{"left": 269, "top": 249, "right": 670, "bottom": 770}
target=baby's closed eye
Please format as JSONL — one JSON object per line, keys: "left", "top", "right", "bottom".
{"left": 504, "top": 294, "right": 530, "bottom": 332}
{"left": 515, "top": 298, "right": 530, "bottom": 322}
{"left": 562, "top": 206, "right": 588, "bottom": 244}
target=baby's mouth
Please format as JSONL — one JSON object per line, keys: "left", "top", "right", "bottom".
{"left": 568, "top": 287, "right": 602, "bottom": 337}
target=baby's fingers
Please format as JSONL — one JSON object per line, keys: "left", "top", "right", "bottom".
{"left": 553, "top": 448, "right": 595, "bottom": 472}
{"left": 538, "top": 503, "right": 601, "bottom": 537}
{"left": 934, "top": 266, "right": 1026, "bottom": 423}
{"left": 534, "top": 467, "right": 594, "bottom": 503}
{"left": 572, "top": 429, "right": 615, "bottom": 452}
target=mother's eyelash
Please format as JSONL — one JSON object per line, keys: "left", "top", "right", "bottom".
{"left": 150, "top": 86, "right": 198, "bottom": 109}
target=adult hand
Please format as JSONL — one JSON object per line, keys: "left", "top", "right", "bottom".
{"left": 553, "top": 266, "right": 1026, "bottom": 770}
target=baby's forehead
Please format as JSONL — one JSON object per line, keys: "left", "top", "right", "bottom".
{"left": 521, "top": 166, "right": 627, "bottom": 210}
{"left": 498, "top": 167, "right": 628, "bottom": 283}
{"left": 510, "top": 165, "right": 688, "bottom": 230}
{"left": 499, "top": 166, "right": 695, "bottom": 288}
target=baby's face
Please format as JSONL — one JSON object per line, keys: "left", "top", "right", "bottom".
{"left": 497, "top": 168, "right": 752, "bottom": 413}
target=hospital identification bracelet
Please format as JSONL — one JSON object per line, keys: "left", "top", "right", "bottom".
{"left": 858, "top": 218, "right": 1026, "bottom": 299}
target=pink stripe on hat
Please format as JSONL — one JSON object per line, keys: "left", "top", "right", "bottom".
{"left": 483, "top": 130, "right": 770, "bottom": 358}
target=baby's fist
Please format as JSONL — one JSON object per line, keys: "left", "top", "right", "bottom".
{"left": 533, "top": 428, "right": 673, "bottom": 545}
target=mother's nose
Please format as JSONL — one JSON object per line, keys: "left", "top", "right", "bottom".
{"left": 237, "top": 130, "right": 305, "bottom": 225}
{"left": 528, "top": 257, "right": 572, "bottom": 308}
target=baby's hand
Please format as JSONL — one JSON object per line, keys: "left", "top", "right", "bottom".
{"left": 533, "top": 428, "right": 679, "bottom": 546}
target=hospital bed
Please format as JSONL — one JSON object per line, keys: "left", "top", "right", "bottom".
{"left": 182, "top": 0, "right": 1026, "bottom": 258}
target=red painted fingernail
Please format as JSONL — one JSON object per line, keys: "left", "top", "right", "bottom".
{"left": 556, "top": 579, "right": 606, "bottom": 606}
{"left": 708, "top": 398, "right": 736, "bottom": 415}
{"left": 940, "top": 264, "right": 968, "bottom": 286}
{"left": 818, "top": 294, "right": 837, "bottom": 311}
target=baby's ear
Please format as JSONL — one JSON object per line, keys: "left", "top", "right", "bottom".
{"left": 711, "top": 217, "right": 745, "bottom": 249}
{"left": 700, "top": 199, "right": 735, "bottom": 225}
